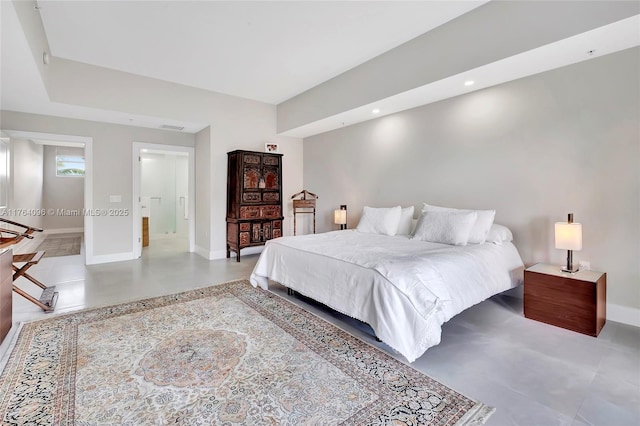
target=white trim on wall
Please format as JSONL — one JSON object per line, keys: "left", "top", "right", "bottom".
{"left": 194, "top": 245, "right": 214, "bottom": 260}
{"left": 83, "top": 137, "right": 94, "bottom": 265}
{"left": 211, "top": 245, "right": 264, "bottom": 260}
{"left": 196, "top": 245, "right": 264, "bottom": 261}
{"left": 608, "top": 304, "right": 640, "bottom": 328}
{"left": 88, "top": 251, "right": 136, "bottom": 265}
{"left": 44, "top": 227, "right": 84, "bottom": 234}
{"left": 132, "top": 142, "right": 195, "bottom": 258}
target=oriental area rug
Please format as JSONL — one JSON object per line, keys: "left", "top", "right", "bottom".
{"left": 0, "top": 280, "right": 494, "bottom": 425}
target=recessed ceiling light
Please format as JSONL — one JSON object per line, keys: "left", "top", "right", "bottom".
{"left": 464, "top": 80, "right": 475, "bottom": 86}
{"left": 372, "top": 109, "right": 380, "bottom": 114}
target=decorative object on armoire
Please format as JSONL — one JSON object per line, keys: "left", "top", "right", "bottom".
{"left": 334, "top": 205, "right": 347, "bottom": 230}
{"left": 555, "top": 213, "right": 582, "bottom": 273}
{"left": 226, "top": 150, "right": 283, "bottom": 262}
{"left": 264, "top": 142, "right": 279, "bottom": 153}
{"left": 0, "top": 218, "right": 58, "bottom": 312}
{"left": 291, "top": 189, "right": 318, "bottom": 236}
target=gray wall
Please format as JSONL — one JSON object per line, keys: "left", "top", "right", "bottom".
{"left": 42, "top": 145, "right": 84, "bottom": 230}
{"left": 303, "top": 48, "right": 639, "bottom": 317}
{"left": 194, "top": 126, "right": 211, "bottom": 255}
{"left": 9, "top": 139, "right": 43, "bottom": 228}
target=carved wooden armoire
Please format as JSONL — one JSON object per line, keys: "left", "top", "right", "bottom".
{"left": 226, "top": 150, "right": 283, "bottom": 261}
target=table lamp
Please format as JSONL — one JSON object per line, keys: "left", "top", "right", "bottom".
{"left": 334, "top": 205, "right": 347, "bottom": 230}
{"left": 555, "top": 213, "right": 582, "bottom": 273}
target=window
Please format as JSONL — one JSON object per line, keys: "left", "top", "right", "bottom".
{"left": 56, "top": 153, "right": 85, "bottom": 177}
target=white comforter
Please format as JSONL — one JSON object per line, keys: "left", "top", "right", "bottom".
{"left": 250, "top": 230, "right": 524, "bottom": 362}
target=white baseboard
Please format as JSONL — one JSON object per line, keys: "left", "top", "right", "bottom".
{"left": 194, "top": 245, "right": 214, "bottom": 260}
{"left": 502, "top": 286, "right": 639, "bottom": 328}
{"left": 208, "top": 246, "right": 264, "bottom": 260}
{"left": 607, "top": 303, "right": 640, "bottom": 328}
{"left": 150, "top": 233, "right": 188, "bottom": 241}
{"left": 241, "top": 246, "right": 264, "bottom": 257}
{"left": 0, "top": 323, "right": 23, "bottom": 374}
{"left": 86, "top": 251, "right": 136, "bottom": 265}
{"left": 44, "top": 227, "right": 84, "bottom": 234}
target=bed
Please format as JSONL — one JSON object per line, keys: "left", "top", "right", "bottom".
{"left": 250, "top": 225, "right": 524, "bottom": 363}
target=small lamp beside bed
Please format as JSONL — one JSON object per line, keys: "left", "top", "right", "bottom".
{"left": 334, "top": 205, "right": 347, "bottom": 230}
{"left": 555, "top": 213, "right": 582, "bottom": 273}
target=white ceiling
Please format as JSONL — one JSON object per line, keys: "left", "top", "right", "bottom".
{"left": 0, "top": 1, "right": 208, "bottom": 133}
{"left": 37, "top": 1, "right": 487, "bottom": 104}
{"left": 1, "top": 1, "right": 638, "bottom": 136}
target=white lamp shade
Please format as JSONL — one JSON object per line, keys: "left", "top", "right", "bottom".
{"left": 555, "top": 222, "right": 582, "bottom": 250}
{"left": 334, "top": 209, "right": 347, "bottom": 225}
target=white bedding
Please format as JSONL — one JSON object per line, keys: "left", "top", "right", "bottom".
{"left": 250, "top": 230, "right": 524, "bottom": 363}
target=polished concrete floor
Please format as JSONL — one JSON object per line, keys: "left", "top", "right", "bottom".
{"left": 3, "top": 239, "right": 639, "bottom": 426}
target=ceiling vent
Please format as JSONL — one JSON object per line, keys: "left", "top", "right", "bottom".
{"left": 160, "top": 124, "right": 185, "bottom": 131}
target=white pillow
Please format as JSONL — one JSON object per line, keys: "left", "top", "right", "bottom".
{"left": 485, "top": 224, "right": 514, "bottom": 245}
{"left": 422, "top": 203, "right": 495, "bottom": 244}
{"left": 356, "top": 206, "right": 402, "bottom": 236}
{"left": 411, "top": 210, "right": 478, "bottom": 246}
{"left": 396, "top": 206, "right": 415, "bottom": 235}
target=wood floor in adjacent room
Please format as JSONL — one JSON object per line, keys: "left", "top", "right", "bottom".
{"left": 3, "top": 239, "right": 639, "bottom": 426}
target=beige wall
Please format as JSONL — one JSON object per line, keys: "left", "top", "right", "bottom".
{"left": 42, "top": 145, "right": 84, "bottom": 230}
{"left": 303, "top": 48, "right": 640, "bottom": 322}
{"left": 207, "top": 107, "right": 304, "bottom": 258}
{"left": 8, "top": 138, "right": 43, "bottom": 229}
{"left": 194, "top": 126, "right": 211, "bottom": 256}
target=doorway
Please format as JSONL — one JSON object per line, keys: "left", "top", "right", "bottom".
{"left": 132, "top": 143, "right": 195, "bottom": 258}
{"left": 0, "top": 129, "right": 93, "bottom": 264}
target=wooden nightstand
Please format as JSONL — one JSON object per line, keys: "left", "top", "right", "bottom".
{"left": 524, "top": 263, "right": 606, "bottom": 337}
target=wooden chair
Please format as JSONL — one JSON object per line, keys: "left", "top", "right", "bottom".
{"left": 291, "top": 189, "right": 318, "bottom": 236}
{"left": 0, "top": 218, "right": 58, "bottom": 312}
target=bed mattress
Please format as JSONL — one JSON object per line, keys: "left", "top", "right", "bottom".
{"left": 250, "top": 230, "right": 524, "bottom": 362}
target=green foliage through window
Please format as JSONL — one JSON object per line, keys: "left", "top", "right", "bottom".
{"left": 56, "top": 155, "right": 85, "bottom": 177}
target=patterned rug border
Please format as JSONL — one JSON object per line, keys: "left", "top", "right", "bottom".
{"left": 1, "top": 279, "right": 495, "bottom": 425}
{"left": 239, "top": 283, "right": 496, "bottom": 425}
{"left": 260, "top": 285, "right": 497, "bottom": 425}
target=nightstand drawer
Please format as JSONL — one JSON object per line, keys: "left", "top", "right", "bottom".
{"left": 525, "top": 271, "right": 595, "bottom": 308}
{"left": 525, "top": 299, "right": 596, "bottom": 336}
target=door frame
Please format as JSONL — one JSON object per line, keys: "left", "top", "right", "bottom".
{"left": 132, "top": 142, "right": 195, "bottom": 258}
{"left": 1, "top": 129, "right": 94, "bottom": 264}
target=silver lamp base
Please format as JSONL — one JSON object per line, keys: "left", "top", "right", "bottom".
{"left": 562, "top": 250, "right": 579, "bottom": 273}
